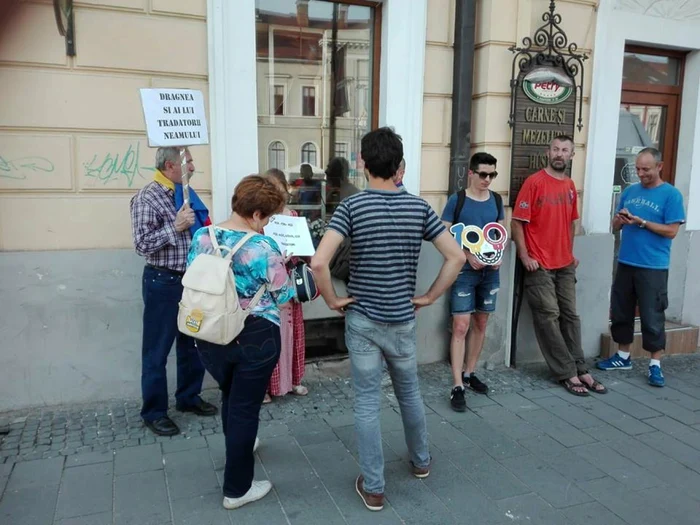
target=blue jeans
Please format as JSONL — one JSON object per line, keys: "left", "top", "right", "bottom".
{"left": 450, "top": 267, "right": 500, "bottom": 314}
{"left": 197, "top": 316, "right": 281, "bottom": 498}
{"left": 345, "top": 311, "right": 430, "bottom": 494}
{"left": 140, "top": 265, "right": 205, "bottom": 421}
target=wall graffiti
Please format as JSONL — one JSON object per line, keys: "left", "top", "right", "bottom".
{"left": 83, "top": 142, "right": 154, "bottom": 187}
{"left": 0, "top": 155, "right": 55, "bottom": 180}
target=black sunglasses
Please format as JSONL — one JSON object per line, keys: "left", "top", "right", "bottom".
{"left": 475, "top": 171, "right": 498, "bottom": 180}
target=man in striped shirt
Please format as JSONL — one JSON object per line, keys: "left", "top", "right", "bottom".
{"left": 311, "top": 127, "right": 465, "bottom": 511}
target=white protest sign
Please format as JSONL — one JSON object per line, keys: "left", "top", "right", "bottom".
{"left": 139, "top": 88, "right": 209, "bottom": 147}
{"left": 449, "top": 222, "right": 508, "bottom": 266}
{"left": 264, "top": 215, "right": 316, "bottom": 257}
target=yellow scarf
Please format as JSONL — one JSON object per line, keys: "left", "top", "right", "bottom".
{"left": 153, "top": 169, "right": 175, "bottom": 191}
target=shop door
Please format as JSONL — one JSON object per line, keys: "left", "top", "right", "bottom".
{"left": 611, "top": 47, "right": 684, "bottom": 316}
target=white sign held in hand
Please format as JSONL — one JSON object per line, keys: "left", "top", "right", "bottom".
{"left": 139, "top": 88, "right": 209, "bottom": 147}
{"left": 264, "top": 215, "right": 316, "bottom": 257}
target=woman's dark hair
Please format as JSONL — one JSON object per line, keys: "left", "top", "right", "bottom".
{"left": 230, "top": 175, "right": 285, "bottom": 218}
{"left": 325, "top": 156, "right": 350, "bottom": 186}
{"left": 264, "top": 168, "right": 289, "bottom": 191}
{"left": 360, "top": 127, "right": 403, "bottom": 180}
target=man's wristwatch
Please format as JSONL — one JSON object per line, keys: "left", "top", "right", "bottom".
{"left": 640, "top": 220, "right": 647, "bottom": 229}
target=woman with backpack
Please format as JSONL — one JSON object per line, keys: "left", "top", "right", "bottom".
{"left": 186, "top": 175, "right": 295, "bottom": 510}
{"left": 263, "top": 169, "right": 309, "bottom": 402}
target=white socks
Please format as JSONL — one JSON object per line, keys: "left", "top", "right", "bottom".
{"left": 618, "top": 351, "right": 631, "bottom": 360}
{"left": 649, "top": 359, "right": 661, "bottom": 368}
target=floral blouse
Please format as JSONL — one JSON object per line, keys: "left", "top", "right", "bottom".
{"left": 187, "top": 227, "right": 296, "bottom": 326}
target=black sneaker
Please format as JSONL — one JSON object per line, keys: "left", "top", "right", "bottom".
{"left": 450, "top": 386, "right": 467, "bottom": 412}
{"left": 464, "top": 373, "right": 489, "bottom": 394}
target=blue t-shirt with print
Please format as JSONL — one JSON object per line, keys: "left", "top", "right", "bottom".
{"left": 441, "top": 191, "right": 505, "bottom": 270}
{"left": 616, "top": 182, "right": 685, "bottom": 270}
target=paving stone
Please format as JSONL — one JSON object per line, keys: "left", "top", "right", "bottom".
{"left": 170, "top": 493, "right": 231, "bottom": 525}
{"left": 0, "top": 485, "right": 60, "bottom": 525}
{"left": 595, "top": 390, "right": 663, "bottom": 420}
{"left": 637, "top": 431, "right": 700, "bottom": 473}
{"left": 115, "top": 443, "right": 163, "bottom": 476}
{"left": 164, "top": 448, "right": 220, "bottom": 501}
{"left": 499, "top": 453, "right": 593, "bottom": 508}
{"left": 447, "top": 446, "right": 530, "bottom": 500}
{"left": 496, "top": 493, "right": 569, "bottom": 525}
{"left": 638, "top": 487, "right": 700, "bottom": 525}
{"left": 420, "top": 449, "right": 505, "bottom": 524}
{"left": 561, "top": 502, "right": 628, "bottom": 525}
{"left": 518, "top": 409, "right": 597, "bottom": 448}
{"left": 257, "top": 436, "right": 346, "bottom": 524}
{"left": 530, "top": 395, "right": 603, "bottom": 428}
{"left": 489, "top": 392, "right": 541, "bottom": 412}
{"left": 55, "top": 462, "right": 113, "bottom": 519}
{"left": 451, "top": 418, "right": 527, "bottom": 459}
{"left": 55, "top": 511, "right": 113, "bottom": 525}
{"left": 161, "top": 436, "right": 208, "bottom": 454}
{"left": 579, "top": 476, "right": 693, "bottom": 525}
{"left": 644, "top": 416, "right": 700, "bottom": 451}
{"left": 333, "top": 425, "right": 401, "bottom": 464}
{"left": 571, "top": 442, "right": 664, "bottom": 490}
{"left": 65, "top": 450, "right": 114, "bottom": 469}
{"left": 302, "top": 440, "right": 404, "bottom": 525}
{"left": 6, "top": 456, "right": 64, "bottom": 490}
{"left": 114, "top": 470, "right": 170, "bottom": 525}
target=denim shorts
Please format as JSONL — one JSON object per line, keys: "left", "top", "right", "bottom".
{"left": 450, "top": 267, "right": 500, "bottom": 315}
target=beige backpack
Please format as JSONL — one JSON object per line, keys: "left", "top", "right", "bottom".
{"left": 177, "top": 227, "right": 266, "bottom": 345}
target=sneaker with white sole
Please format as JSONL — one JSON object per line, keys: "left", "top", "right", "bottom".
{"left": 596, "top": 353, "right": 633, "bottom": 371}
{"left": 223, "top": 480, "right": 272, "bottom": 510}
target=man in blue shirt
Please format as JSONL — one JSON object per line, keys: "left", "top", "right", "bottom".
{"left": 441, "top": 152, "right": 505, "bottom": 410}
{"left": 597, "top": 148, "right": 686, "bottom": 387}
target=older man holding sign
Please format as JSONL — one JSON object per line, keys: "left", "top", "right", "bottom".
{"left": 130, "top": 89, "right": 215, "bottom": 436}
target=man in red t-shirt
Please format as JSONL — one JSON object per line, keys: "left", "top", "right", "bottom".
{"left": 511, "top": 136, "right": 607, "bottom": 397}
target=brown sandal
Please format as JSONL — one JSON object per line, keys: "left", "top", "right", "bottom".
{"left": 560, "top": 379, "right": 590, "bottom": 397}
{"left": 578, "top": 376, "right": 607, "bottom": 394}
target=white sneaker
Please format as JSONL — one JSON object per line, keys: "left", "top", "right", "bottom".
{"left": 253, "top": 437, "right": 260, "bottom": 453}
{"left": 223, "top": 480, "right": 272, "bottom": 510}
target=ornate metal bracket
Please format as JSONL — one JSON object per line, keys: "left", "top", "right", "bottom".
{"left": 508, "top": 0, "right": 588, "bottom": 131}
{"left": 53, "top": 0, "right": 76, "bottom": 57}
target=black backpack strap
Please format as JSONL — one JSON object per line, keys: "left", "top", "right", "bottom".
{"left": 452, "top": 189, "right": 466, "bottom": 225}
{"left": 491, "top": 190, "right": 503, "bottom": 220}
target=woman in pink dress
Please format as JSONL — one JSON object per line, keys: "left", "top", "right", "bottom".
{"left": 263, "top": 169, "right": 308, "bottom": 402}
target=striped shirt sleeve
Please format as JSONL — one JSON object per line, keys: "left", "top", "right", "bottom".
{"left": 328, "top": 200, "right": 351, "bottom": 238}
{"left": 423, "top": 203, "right": 446, "bottom": 241}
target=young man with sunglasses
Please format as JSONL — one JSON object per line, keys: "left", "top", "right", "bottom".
{"left": 441, "top": 152, "right": 504, "bottom": 411}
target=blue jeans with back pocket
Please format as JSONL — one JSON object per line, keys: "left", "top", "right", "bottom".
{"left": 345, "top": 311, "right": 430, "bottom": 494}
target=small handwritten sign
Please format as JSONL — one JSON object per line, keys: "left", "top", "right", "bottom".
{"left": 139, "top": 88, "right": 209, "bottom": 147}
{"left": 264, "top": 215, "right": 315, "bottom": 257}
{"left": 449, "top": 222, "right": 508, "bottom": 266}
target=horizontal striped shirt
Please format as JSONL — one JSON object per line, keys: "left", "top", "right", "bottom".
{"left": 328, "top": 188, "right": 445, "bottom": 323}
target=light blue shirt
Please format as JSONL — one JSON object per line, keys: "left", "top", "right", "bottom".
{"left": 616, "top": 182, "right": 685, "bottom": 270}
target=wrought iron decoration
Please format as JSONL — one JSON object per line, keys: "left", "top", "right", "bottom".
{"left": 53, "top": 0, "right": 76, "bottom": 57}
{"left": 508, "top": 0, "right": 588, "bottom": 131}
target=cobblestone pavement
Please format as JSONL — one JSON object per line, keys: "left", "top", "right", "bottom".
{"left": 1, "top": 354, "right": 700, "bottom": 524}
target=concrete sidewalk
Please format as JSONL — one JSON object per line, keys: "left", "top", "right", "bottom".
{"left": 1, "top": 356, "right": 700, "bottom": 525}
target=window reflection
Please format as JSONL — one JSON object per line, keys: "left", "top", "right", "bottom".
{"left": 255, "top": 0, "right": 375, "bottom": 246}
{"left": 623, "top": 52, "right": 680, "bottom": 86}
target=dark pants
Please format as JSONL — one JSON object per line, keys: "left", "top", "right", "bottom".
{"left": 524, "top": 263, "right": 587, "bottom": 381}
{"left": 611, "top": 263, "right": 668, "bottom": 353}
{"left": 140, "top": 265, "right": 205, "bottom": 421}
{"left": 196, "top": 316, "right": 281, "bottom": 498}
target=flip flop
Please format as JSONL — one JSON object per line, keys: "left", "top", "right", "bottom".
{"left": 559, "top": 379, "right": 590, "bottom": 397}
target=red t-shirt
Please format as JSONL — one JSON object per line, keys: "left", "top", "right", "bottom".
{"left": 512, "top": 170, "right": 579, "bottom": 270}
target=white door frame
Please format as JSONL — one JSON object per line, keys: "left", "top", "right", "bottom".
{"left": 206, "top": 0, "right": 429, "bottom": 222}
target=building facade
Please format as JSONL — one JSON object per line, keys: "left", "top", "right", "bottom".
{"left": 1, "top": 0, "right": 697, "bottom": 411}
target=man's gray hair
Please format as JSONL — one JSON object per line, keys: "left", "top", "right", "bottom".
{"left": 638, "top": 147, "right": 662, "bottom": 163}
{"left": 155, "top": 147, "right": 185, "bottom": 171}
